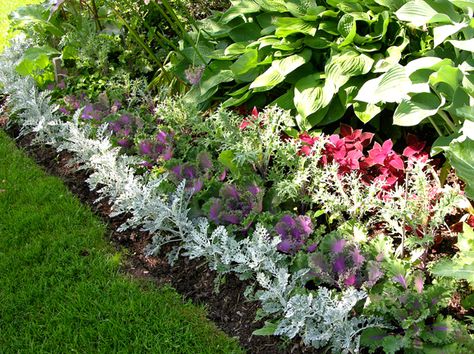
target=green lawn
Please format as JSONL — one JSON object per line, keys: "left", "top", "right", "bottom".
{"left": 0, "top": 130, "right": 242, "bottom": 353}
{"left": 0, "top": 0, "right": 43, "bottom": 52}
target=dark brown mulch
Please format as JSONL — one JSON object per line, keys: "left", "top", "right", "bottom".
{"left": 4, "top": 123, "right": 319, "bottom": 354}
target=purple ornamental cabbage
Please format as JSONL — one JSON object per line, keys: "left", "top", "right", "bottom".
{"left": 138, "top": 131, "right": 174, "bottom": 164}
{"left": 209, "top": 184, "right": 263, "bottom": 227}
{"left": 310, "top": 240, "right": 384, "bottom": 290}
{"left": 275, "top": 215, "right": 314, "bottom": 254}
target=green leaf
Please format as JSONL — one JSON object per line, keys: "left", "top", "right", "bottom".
{"left": 325, "top": 50, "right": 374, "bottom": 93}
{"left": 219, "top": 0, "right": 261, "bottom": 24}
{"left": 218, "top": 150, "right": 241, "bottom": 178}
{"left": 393, "top": 92, "right": 444, "bottom": 126}
{"left": 230, "top": 49, "right": 260, "bottom": 81}
{"left": 447, "top": 138, "right": 474, "bottom": 199}
{"left": 16, "top": 46, "right": 59, "bottom": 76}
{"left": 355, "top": 65, "right": 411, "bottom": 104}
{"left": 274, "top": 17, "right": 317, "bottom": 38}
{"left": 337, "top": 14, "right": 357, "bottom": 46}
{"left": 250, "top": 49, "right": 312, "bottom": 92}
{"left": 429, "top": 65, "right": 462, "bottom": 97}
{"left": 354, "top": 102, "right": 382, "bottom": 123}
{"left": 252, "top": 321, "right": 278, "bottom": 336}
{"left": 433, "top": 22, "right": 467, "bottom": 47}
{"left": 229, "top": 22, "right": 262, "bottom": 42}
{"left": 294, "top": 74, "right": 330, "bottom": 120}
{"left": 447, "top": 38, "right": 474, "bottom": 52}
{"left": 395, "top": 0, "right": 453, "bottom": 27}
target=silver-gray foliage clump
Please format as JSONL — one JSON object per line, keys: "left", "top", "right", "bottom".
{"left": 0, "top": 38, "right": 386, "bottom": 353}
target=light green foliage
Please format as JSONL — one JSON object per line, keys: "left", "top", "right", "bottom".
{"left": 0, "top": 130, "right": 242, "bottom": 353}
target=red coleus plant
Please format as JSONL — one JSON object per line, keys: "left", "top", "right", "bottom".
{"left": 297, "top": 124, "right": 429, "bottom": 190}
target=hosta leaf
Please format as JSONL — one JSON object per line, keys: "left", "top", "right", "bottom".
{"left": 284, "top": 1, "right": 325, "bottom": 21}
{"left": 447, "top": 138, "right": 474, "bottom": 199}
{"left": 355, "top": 65, "right": 411, "bottom": 104}
{"left": 373, "top": 36, "right": 409, "bottom": 73}
{"left": 229, "top": 22, "right": 262, "bottom": 42}
{"left": 433, "top": 22, "right": 467, "bottom": 47}
{"left": 184, "top": 61, "right": 234, "bottom": 104}
{"left": 405, "top": 57, "right": 452, "bottom": 75}
{"left": 374, "top": 0, "right": 408, "bottom": 11}
{"left": 253, "top": 0, "right": 288, "bottom": 12}
{"left": 429, "top": 65, "right": 462, "bottom": 97}
{"left": 447, "top": 38, "right": 474, "bottom": 52}
{"left": 294, "top": 74, "right": 329, "bottom": 120}
{"left": 393, "top": 92, "right": 445, "bottom": 126}
{"left": 224, "top": 42, "right": 251, "bottom": 56}
{"left": 462, "top": 120, "right": 474, "bottom": 140}
{"left": 220, "top": 0, "right": 261, "bottom": 24}
{"left": 250, "top": 49, "right": 311, "bottom": 91}
{"left": 230, "top": 49, "right": 259, "bottom": 77}
{"left": 337, "top": 14, "right": 357, "bottom": 46}
{"left": 395, "top": 0, "right": 453, "bottom": 27}
{"left": 325, "top": 50, "right": 374, "bottom": 93}
{"left": 450, "top": 0, "right": 474, "bottom": 11}
{"left": 354, "top": 102, "right": 382, "bottom": 123}
{"left": 274, "top": 17, "right": 317, "bottom": 38}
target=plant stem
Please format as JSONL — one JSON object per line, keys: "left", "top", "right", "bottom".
{"left": 438, "top": 111, "right": 456, "bottom": 134}
{"left": 428, "top": 117, "right": 444, "bottom": 136}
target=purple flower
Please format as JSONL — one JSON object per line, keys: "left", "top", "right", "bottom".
{"left": 367, "top": 263, "right": 383, "bottom": 285}
{"left": 81, "top": 105, "right": 95, "bottom": 120}
{"left": 275, "top": 215, "right": 313, "bottom": 254}
{"left": 117, "top": 139, "right": 132, "bottom": 148}
{"left": 137, "top": 130, "right": 174, "bottom": 164}
{"left": 59, "top": 107, "right": 70, "bottom": 115}
{"left": 185, "top": 65, "right": 205, "bottom": 85}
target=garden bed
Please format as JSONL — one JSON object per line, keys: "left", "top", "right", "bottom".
{"left": 1, "top": 0, "right": 474, "bottom": 353}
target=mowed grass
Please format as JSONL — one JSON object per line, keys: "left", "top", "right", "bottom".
{"left": 0, "top": 0, "right": 43, "bottom": 52}
{"left": 0, "top": 130, "right": 243, "bottom": 353}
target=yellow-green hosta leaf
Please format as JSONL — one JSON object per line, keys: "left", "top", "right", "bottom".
{"left": 294, "top": 74, "right": 329, "bottom": 120}
{"left": 354, "top": 102, "right": 382, "bottom": 123}
{"left": 447, "top": 38, "right": 474, "bottom": 52}
{"left": 325, "top": 50, "right": 374, "bottom": 92}
{"left": 433, "top": 22, "right": 467, "bottom": 47}
{"left": 274, "top": 17, "right": 317, "bottom": 38}
{"left": 395, "top": 0, "right": 457, "bottom": 27}
{"left": 355, "top": 65, "right": 411, "bottom": 104}
{"left": 250, "top": 49, "right": 311, "bottom": 92}
{"left": 393, "top": 92, "right": 445, "bottom": 126}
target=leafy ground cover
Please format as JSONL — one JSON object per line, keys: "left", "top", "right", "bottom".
{"left": 1, "top": 0, "right": 473, "bottom": 353}
{"left": 0, "top": 129, "right": 242, "bottom": 353}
